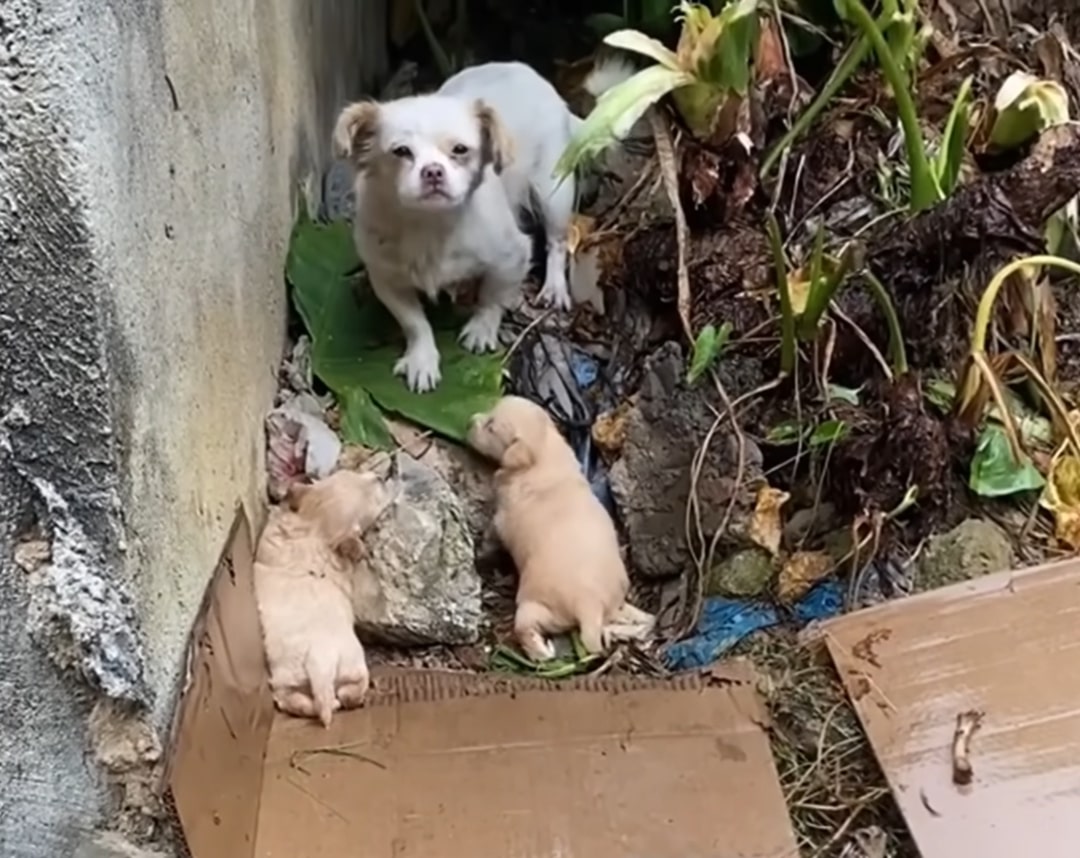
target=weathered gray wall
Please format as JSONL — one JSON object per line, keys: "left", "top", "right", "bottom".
{"left": 0, "top": 1, "right": 387, "bottom": 854}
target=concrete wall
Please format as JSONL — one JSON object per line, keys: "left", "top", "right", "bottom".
{"left": 0, "top": 1, "right": 387, "bottom": 854}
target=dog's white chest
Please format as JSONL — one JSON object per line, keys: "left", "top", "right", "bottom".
{"left": 361, "top": 225, "right": 488, "bottom": 300}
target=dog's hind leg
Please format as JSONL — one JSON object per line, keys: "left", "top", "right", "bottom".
{"left": 533, "top": 171, "right": 575, "bottom": 311}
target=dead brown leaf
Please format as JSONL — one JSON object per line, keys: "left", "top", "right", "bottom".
{"left": 748, "top": 485, "right": 790, "bottom": 556}
{"left": 777, "top": 550, "right": 835, "bottom": 603}
{"left": 755, "top": 17, "right": 788, "bottom": 83}
{"left": 592, "top": 402, "right": 633, "bottom": 455}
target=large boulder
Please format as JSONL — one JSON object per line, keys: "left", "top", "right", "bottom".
{"left": 353, "top": 455, "right": 483, "bottom": 646}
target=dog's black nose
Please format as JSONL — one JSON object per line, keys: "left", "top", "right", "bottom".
{"left": 421, "top": 163, "right": 446, "bottom": 184}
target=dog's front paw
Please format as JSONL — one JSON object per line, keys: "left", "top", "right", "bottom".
{"left": 394, "top": 343, "right": 441, "bottom": 392}
{"left": 459, "top": 313, "right": 501, "bottom": 353}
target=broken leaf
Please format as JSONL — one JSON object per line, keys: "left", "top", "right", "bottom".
{"left": 1041, "top": 451, "right": 1080, "bottom": 550}
{"left": 777, "top": 550, "right": 835, "bottom": 603}
{"left": 809, "top": 419, "right": 849, "bottom": 447}
{"left": 969, "top": 423, "right": 1046, "bottom": 497}
{"left": 687, "top": 322, "right": 733, "bottom": 385}
{"left": 989, "top": 71, "right": 1070, "bottom": 151}
{"left": 748, "top": 485, "right": 791, "bottom": 556}
{"left": 827, "top": 384, "right": 862, "bottom": 406}
{"left": 555, "top": 63, "right": 694, "bottom": 176}
{"left": 764, "top": 419, "right": 807, "bottom": 445}
{"left": 285, "top": 209, "right": 502, "bottom": 448}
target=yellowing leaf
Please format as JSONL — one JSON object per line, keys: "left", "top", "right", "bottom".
{"left": 787, "top": 270, "right": 812, "bottom": 315}
{"left": 604, "top": 29, "right": 682, "bottom": 70}
{"left": 990, "top": 71, "right": 1070, "bottom": 150}
{"left": 567, "top": 214, "right": 596, "bottom": 256}
{"left": 777, "top": 551, "right": 835, "bottom": 603}
{"left": 748, "top": 485, "right": 790, "bottom": 556}
{"left": 1041, "top": 447, "right": 1080, "bottom": 552}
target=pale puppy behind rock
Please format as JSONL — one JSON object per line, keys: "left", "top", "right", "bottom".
{"left": 467, "top": 395, "right": 654, "bottom": 661}
{"left": 253, "top": 468, "right": 391, "bottom": 727}
{"left": 332, "top": 58, "right": 634, "bottom": 393}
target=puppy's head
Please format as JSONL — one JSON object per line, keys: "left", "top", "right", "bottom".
{"left": 467, "top": 396, "right": 553, "bottom": 471}
{"left": 332, "top": 94, "right": 512, "bottom": 213}
{"left": 287, "top": 469, "right": 391, "bottom": 555}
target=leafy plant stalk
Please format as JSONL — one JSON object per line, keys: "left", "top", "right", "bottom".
{"left": 767, "top": 213, "right": 797, "bottom": 375}
{"left": 861, "top": 269, "right": 909, "bottom": 375}
{"left": 972, "top": 255, "right": 1080, "bottom": 353}
{"left": 838, "top": 0, "right": 937, "bottom": 210}
{"left": 761, "top": 33, "right": 872, "bottom": 177}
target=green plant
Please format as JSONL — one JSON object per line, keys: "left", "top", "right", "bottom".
{"left": 766, "top": 215, "right": 908, "bottom": 376}
{"left": 687, "top": 321, "right": 733, "bottom": 384}
{"left": 556, "top": 0, "right": 762, "bottom": 176}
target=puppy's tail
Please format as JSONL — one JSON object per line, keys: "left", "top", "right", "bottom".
{"left": 305, "top": 649, "right": 338, "bottom": 728}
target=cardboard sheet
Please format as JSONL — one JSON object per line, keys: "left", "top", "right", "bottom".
{"left": 167, "top": 508, "right": 799, "bottom": 858}
{"left": 256, "top": 667, "right": 799, "bottom": 858}
{"left": 823, "top": 559, "right": 1080, "bottom": 858}
{"left": 166, "top": 510, "right": 275, "bottom": 858}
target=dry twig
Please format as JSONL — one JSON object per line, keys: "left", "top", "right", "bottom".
{"left": 952, "top": 709, "right": 984, "bottom": 785}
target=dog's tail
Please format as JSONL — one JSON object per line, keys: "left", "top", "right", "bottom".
{"left": 582, "top": 54, "right": 638, "bottom": 100}
{"left": 305, "top": 648, "right": 338, "bottom": 728}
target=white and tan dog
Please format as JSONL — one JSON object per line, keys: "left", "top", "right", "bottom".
{"left": 468, "top": 395, "right": 653, "bottom": 661}
{"left": 332, "top": 60, "right": 631, "bottom": 393}
{"left": 253, "top": 468, "right": 390, "bottom": 727}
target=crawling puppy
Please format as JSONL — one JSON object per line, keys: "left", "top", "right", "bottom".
{"left": 333, "top": 59, "right": 632, "bottom": 393}
{"left": 253, "top": 468, "right": 390, "bottom": 727}
{"left": 468, "top": 395, "right": 652, "bottom": 660}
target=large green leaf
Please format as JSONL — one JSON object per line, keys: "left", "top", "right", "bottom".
{"left": 284, "top": 211, "right": 503, "bottom": 448}
{"left": 969, "top": 423, "right": 1046, "bottom": 498}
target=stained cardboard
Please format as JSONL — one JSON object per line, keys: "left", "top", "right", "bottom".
{"left": 167, "top": 509, "right": 801, "bottom": 858}
{"left": 823, "top": 559, "right": 1080, "bottom": 858}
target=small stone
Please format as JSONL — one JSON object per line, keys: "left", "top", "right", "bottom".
{"left": 708, "top": 548, "right": 775, "bottom": 598}
{"left": 354, "top": 455, "right": 482, "bottom": 646}
{"left": 916, "top": 518, "right": 1015, "bottom": 592}
{"left": 13, "top": 538, "right": 51, "bottom": 572}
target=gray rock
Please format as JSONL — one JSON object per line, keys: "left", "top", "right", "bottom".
{"left": 609, "top": 343, "right": 765, "bottom": 579}
{"left": 353, "top": 455, "right": 482, "bottom": 645}
{"left": 916, "top": 518, "right": 1015, "bottom": 592}
{"left": 708, "top": 548, "right": 775, "bottom": 598}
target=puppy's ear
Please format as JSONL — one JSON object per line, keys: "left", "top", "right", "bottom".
{"left": 334, "top": 533, "right": 367, "bottom": 563}
{"left": 285, "top": 482, "right": 311, "bottom": 512}
{"left": 333, "top": 101, "right": 380, "bottom": 168}
{"left": 501, "top": 436, "right": 535, "bottom": 470}
{"left": 474, "top": 99, "right": 514, "bottom": 175}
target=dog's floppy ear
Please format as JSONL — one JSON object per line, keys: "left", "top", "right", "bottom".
{"left": 333, "top": 532, "right": 367, "bottom": 563}
{"left": 333, "top": 101, "right": 380, "bottom": 168}
{"left": 474, "top": 99, "right": 514, "bottom": 175}
{"left": 501, "top": 435, "right": 535, "bottom": 470}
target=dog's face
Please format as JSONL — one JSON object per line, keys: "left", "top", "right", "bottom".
{"left": 468, "top": 396, "right": 552, "bottom": 470}
{"left": 287, "top": 469, "right": 390, "bottom": 554}
{"left": 333, "top": 94, "right": 512, "bottom": 213}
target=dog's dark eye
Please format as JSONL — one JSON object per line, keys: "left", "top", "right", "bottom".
{"left": 451, "top": 143, "right": 469, "bottom": 156}
{"left": 391, "top": 145, "right": 412, "bottom": 159}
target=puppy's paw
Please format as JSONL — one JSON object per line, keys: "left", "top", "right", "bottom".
{"left": 394, "top": 343, "right": 441, "bottom": 392}
{"left": 459, "top": 313, "right": 501, "bottom": 353}
{"left": 536, "top": 278, "right": 572, "bottom": 311}
{"left": 520, "top": 631, "right": 557, "bottom": 663}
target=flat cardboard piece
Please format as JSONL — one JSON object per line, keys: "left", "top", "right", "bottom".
{"left": 167, "top": 512, "right": 799, "bottom": 858}
{"left": 255, "top": 667, "right": 799, "bottom": 857}
{"left": 824, "top": 559, "right": 1080, "bottom": 858}
{"left": 166, "top": 510, "right": 275, "bottom": 858}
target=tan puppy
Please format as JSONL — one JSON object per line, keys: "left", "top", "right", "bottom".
{"left": 468, "top": 396, "right": 649, "bottom": 660}
{"left": 253, "top": 469, "right": 389, "bottom": 727}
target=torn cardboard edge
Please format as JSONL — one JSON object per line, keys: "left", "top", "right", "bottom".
{"left": 822, "top": 558, "right": 1080, "bottom": 858}
{"left": 165, "top": 506, "right": 801, "bottom": 858}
